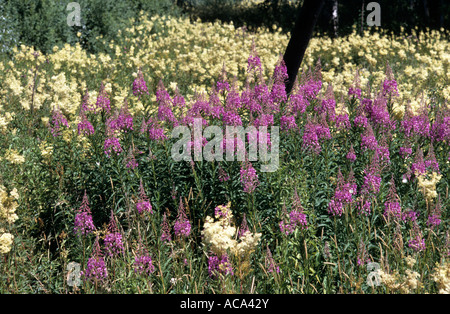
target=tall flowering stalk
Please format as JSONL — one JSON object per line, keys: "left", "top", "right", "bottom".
{"left": 125, "top": 146, "right": 139, "bottom": 170}
{"left": 328, "top": 169, "right": 356, "bottom": 217}
{"left": 356, "top": 239, "right": 369, "bottom": 266}
{"left": 132, "top": 68, "right": 149, "bottom": 99}
{"left": 136, "top": 179, "right": 152, "bottom": 215}
{"left": 279, "top": 189, "right": 308, "bottom": 234}
{"left": 160, "top": 212, "right": 172, "bottom": 243}
{"left": 107, "top": 100, "right": 133, "bottom": 133}
{"left": 346, "top": 144, "right": 356, "bottom": 162}
{"left": 218, "top": 165, "right": 230, "bottom": 182}
{"left": 270, "top": 57, "right": 288, "bottom": 106}
{"left": 208, "top": 253, "right": 233, "bottom": 278}
{"left": 427, "top": 195, "right": 442, "bottom": 229}
{"left": 411, "top": 147, "right": 426, "bottom": 176}
{"left": 80, "top": 88, "right": 93, "bottom": 113}
{"left": 265, "top": 245, "right": 280, "bottom": 274}
{"left": 361, "top": 151, "right": 382, "bottom": 196}
{"left": 240, "top": 158, "right": 259, "bottom": 194}
{"left": 424, "top": 142, "right": 439, "bottom": 173}
{"left": 173, "top": 198, "right": 191, "bottom": 238}
{"left": 382, "top": 64, "right": 399, "bottom": 98}
{"left": 133, "top": 238, "right": 155, "bottom": 275}
{"left": 237, "top": 214, "right": 249, "bottom": 239}
{"left": 95, "top": 82, "right": 111, "bottom": 113}
{"left": 361, "top": 123, "right": 378, "bottom": 151}
{"left": 408, "top": 222, "right": 426, "bottom": 253}
{"left": 78, "top": 111, "right": 95, "bottom": 136}
{"left": 384, "top": 176, "right": 403, "bottom": 221}
{"left": 302, "top": 115, "right": 331, "bottom": 155}
{"left": 74, "top": 190, "right": 96, "bottom": 236}
{"left": 104, "top": 211, "right": 125, "bottom": 257}
{"left": 82, "top": 236, "right": 108, "bottom": 283}
{"left": 49, "top": 106, "right": 69, "bottom": 137}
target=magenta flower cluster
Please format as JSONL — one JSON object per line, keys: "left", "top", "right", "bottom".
{"left": 82, "top": 237, "right": 108, "bottom": 282}
{"left": 328, "top": 170, "right": 357, "bottom": 217}
{"left": 208, "top": 253, "right": 233, "bottom": 278}
{"left": 240, "top": 160, "right": 259, "bottom": 194}
{"left": 136, "top": 179, "right": 153, "bottom": 214}
{"left": 49, "top": 107, "right": 69, "bottom": 137}
{"left": 104, "top": 211, "right": 125, "bottom": 257}
{"left": 132, "top": 69, "right": 149, "bottom": 99}
{"left": 74, "top": 190, "right": 96, "bottom": 236}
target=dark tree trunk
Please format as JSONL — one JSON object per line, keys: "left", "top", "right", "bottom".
{"left": 428, "top": 0, "right": 443, "bottom": 29}
{"left": 283, "top": 0, "right": 326, "bottom": 96}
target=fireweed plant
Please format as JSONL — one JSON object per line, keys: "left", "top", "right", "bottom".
{"left": 0, "top": 24, "right": 449, "bottom": 294}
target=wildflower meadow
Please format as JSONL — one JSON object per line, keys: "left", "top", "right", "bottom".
{"left": 0, "top": 0, "right": 449, "bottom": 297}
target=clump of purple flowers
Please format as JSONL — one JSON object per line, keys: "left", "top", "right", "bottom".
{"left": 427, "top": 195, "right": 442, "bottom": 229}
{"left": 104, "top": 137, "right": 123, "bottom": 157}
{"left": 302, "top": 117, "right": 330, "bottom": 155}
{"left": 208, "top": 253, "right": 233, "bottom": 278}
{"left": 95, "top": 82, "right": 111, "bottom": 113}
{"left": 431, "top": 111, "right": 450, "bottom": 142}
{"left": 361, "top": 123, "right": 378, "bottom": 151}
{"left": 399, "top": 146, "right": 413, "bottom": 159}
{"left": 361, "top": 151, "right": 382, "bottom": 196}
{"left": 383, "top": 176, "right": 403, "bottom": 221}
{"left": 328, "top": 169, "right": 357, "bottom": 217}
{"left": 104, "top": 211, "right": 125, "bottom": 257}
{"left": 82, "top": 236, "right": 108, "bottom": 282}
{"left": 146, "top": 117, "right": 167, "bottom": 142}
{"left": 132, "top": 69, "right": 149, "bottom": 99}
{"left": 74, "top": 190, "right": 96, "bottom": 236}
{"left": 346, "top": 144, "right": 356, "bottom": 162}
{"left": 240, "top": 159, "right": 259, "bottom": 194}
{"left": 401, "top": 107, "right": 430, "bottom": 139}
{"left": 356, "top": 198, "right": 372, "bottom": 216}
{"left": 279, "top": 189, "right": 308, "bottom": 234}
{"left": 133, "top": 241, "right": 155, "bottom": 275}
{"left": 49, "top": 106, "right": 69, "bottom": 137}
{"left": 107, "top": 101, "right": 134, "bottom": 133}
{"left": 136, "top": 179, "right": 153, "bottom": 214}
{"left": 408, "top": 222, "right": 426, "bottom": 252}
{"left": 77, "top": 111, "right": 95, "bottom": 136}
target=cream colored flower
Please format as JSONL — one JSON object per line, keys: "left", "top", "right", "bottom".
{"left": 202, "top": 203, "right": 261, "bottom": 258}
{"left": 0, "top": 186, "right": 19, "bottom": 225}
{"left": 432, "top": 262, "right": 450, "bottom": 294}
{"left": 0, "top": 233, "right": 14, "bottom": 254}
{"left": 417, "top": 172, "right": 442, "bottom": 201}
{"left": 4, "top": 149, "right": 25, "bottom": 165}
